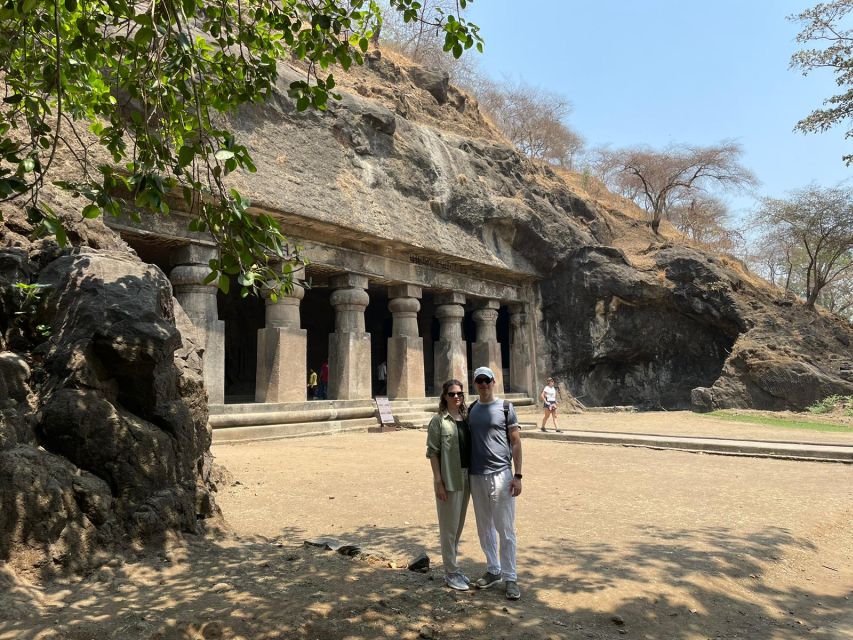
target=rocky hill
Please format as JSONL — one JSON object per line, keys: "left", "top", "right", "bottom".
{"left": 227, "top": 49, "right": 853, "bottom": 411}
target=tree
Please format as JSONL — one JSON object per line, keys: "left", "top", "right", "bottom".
{"left": 790, "top": 0, "right": 853, "bottom": 163}
{"left": 0, "top": 0, "right": 481, "bottom": 295}
{"left": 754, "top": 185, "right": 853, "bottom": 308}
{"left": 667, "top": 194, "right": 742, "bottom": 250}
{"left": 477, "top": 78, "right": 584, "bottom": 168}
{"left": 595, "top": 141, "right": 756, "bottom": 235}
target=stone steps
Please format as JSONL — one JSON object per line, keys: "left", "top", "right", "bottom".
{"left": 210, "top": 393, "right": 538, "bottom": 440}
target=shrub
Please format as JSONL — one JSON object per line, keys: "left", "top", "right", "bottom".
{"left": 808, "top": 395, "right": 853, "bottom": 415}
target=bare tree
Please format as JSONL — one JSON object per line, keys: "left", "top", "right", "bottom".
{"left": 478, "top": 78, "right": 584, "bottom": 168}
{"left": 750, "top": 227, "right": 803, "bottom": 293}
{"left": 789, "top": 0, "right": 853, "bottom": 164}
{"left": 754, "top": 185, "right": 853, "bottom": 308}
{"left": 818, "top": 271, "right": 853, "bottom": 319}
{"left": 596, "top": 142, "right": 756, "bottom": 234}
{"left": 668, "top": 195, "right": 740, "bottom": 247}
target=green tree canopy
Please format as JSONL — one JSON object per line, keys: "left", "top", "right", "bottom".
{"left": 0, "top": 0, "right": 481, "bottom": 296}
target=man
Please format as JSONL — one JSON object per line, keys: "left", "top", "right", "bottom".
{"left": 319, "top": 361, "right": 329, "bottom": 399}
{"left": 307, "top": 368, "right": 318, "bottom": 400}
{"left": 376, "top": 360, "right": 387, "bottom": 395}
{"left": 468, "top": 366, "right": 523, "bottom": 601}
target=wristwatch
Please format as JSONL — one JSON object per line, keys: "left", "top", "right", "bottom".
{"left": 514, "top": 473, "right": 523, "bottom": 480}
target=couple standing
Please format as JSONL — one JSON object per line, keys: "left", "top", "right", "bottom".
{"left": 425, "top": 366, "right": 523, "bottom": 601}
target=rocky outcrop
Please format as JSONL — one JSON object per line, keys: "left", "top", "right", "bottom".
{"left": 226, "top": 55, "right": 853, "bottom": 411}
{"left": 0, "top": 227, "right": 221, "bottom": 575}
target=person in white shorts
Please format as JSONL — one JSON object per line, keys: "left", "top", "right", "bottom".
{"left": 540, "top": 377, "right": 562, "bottom": 432}
{"left": 467, "top": 366, "right": 523, "bottom": 601}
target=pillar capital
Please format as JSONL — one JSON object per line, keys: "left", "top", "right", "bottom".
{"left": 264, "top": 283, "right": 305, "bottom": 329}
{"left": 475, "top": 298, "right": 500, "bottom": 311}
{"left": 434, "top": 292, "right": 466, "bottom": 306}
{"left": 330, "top": 273, "right": 369, "bottom": 290}
{"left": 388, "top": 283, "right": 422, "bottom": 299}
{"left": 435, "top": 303, "right": 465, "bottom": 322}
{"left": 171, "top": 243, "right": 218, "bottom": 267}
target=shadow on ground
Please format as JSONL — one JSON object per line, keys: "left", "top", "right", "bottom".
{"left": 1, "top": 520, "right": 849, "bottom": 640}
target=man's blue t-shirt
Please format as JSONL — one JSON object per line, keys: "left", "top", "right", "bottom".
{"left": 468, "top": 398, "right": 518, "bottom": 475}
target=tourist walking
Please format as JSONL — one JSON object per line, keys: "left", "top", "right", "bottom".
{"left": 425, "top": 379, "right": 472, "bottom": 591}
{"left": 468, "top": 366, "right": 523, "bottom": 601}
{"left": 318, "top": 361, "right": 329, "bottom": 399}
{"left": 307, "top": 368, "right": 318, "bottom": 399}
{"left": 540, "top": 377, "right": 562, "bottom": 432}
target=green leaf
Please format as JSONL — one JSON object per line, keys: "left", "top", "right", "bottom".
{"left": 81, "top": 204, "right": 101, "bottom": 219}
{"left": 218, "top": 273, "right": 230, "bottom": 294}
{"left": 178, "top": 145, "right": 195, "bottom": 167}
{"left": 214, "top": 149, "right": 234, "bottom": 161}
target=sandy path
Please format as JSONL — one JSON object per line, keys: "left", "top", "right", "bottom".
{"left": 2, "top": 422, "right": 851, "bottom": 640}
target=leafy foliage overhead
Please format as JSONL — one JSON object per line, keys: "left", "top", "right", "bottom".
{"left": 790, "top": 0, "right": 853, "bottom": 163}
{"left": 0, "top": 0, "right": 481, "bottom": 296}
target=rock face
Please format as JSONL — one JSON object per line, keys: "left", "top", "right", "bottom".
{"left": 0, "top": 229, "right": 220, "bottom": 574}
{"left": 226, "top": 54, "right": 853, "bottom": 412}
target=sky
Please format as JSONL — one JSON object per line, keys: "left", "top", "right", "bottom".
{"left": 465, "top": 0, "right": 851, "bottom": 222}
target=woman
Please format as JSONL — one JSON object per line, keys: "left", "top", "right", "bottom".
{"left": 425, "top": 379, "right": 471, "bottom": 591}
{"left": 540, "top": 377, "right": 562, "bottom": 433}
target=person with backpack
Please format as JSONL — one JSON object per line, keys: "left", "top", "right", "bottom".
{"left": 467, "top": 366, "right": 523, "bottom": 601}
{"left": 425, "top": 379, "right": 472, "bottom": 591}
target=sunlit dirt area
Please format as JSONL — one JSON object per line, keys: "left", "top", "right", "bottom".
{"left": 2, "top": 420, "right": 851, "bottom": 640}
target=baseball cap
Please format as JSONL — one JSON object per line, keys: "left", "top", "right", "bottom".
{"left": 473, "top": 366, "right": 495, "bottom": 381}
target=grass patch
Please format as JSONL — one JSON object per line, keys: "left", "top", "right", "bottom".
{"left": 707, "top": 411, "right": 853, "bottom": 433}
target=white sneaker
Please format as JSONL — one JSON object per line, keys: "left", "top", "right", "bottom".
{"left": 445, "top": 573, "right": 470, "bottom": 591}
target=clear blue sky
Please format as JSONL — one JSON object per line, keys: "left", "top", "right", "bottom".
{"left": 466, "top": 0, "right": 851, "bottom": 220}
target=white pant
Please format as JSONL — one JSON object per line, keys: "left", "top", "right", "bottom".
{"left": 470, "top": 467, "right": 517, "bottom": 581}
{"left": 435, "top": 470, "right": 470, "bottom": 575}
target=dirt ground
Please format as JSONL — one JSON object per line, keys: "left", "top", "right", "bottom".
{"left": 2, "top": 414, "right": 852, "bottom": 640}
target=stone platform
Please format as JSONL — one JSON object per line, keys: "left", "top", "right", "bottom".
{"left": 210, "top": 393, "right": 536, "bottom": 443}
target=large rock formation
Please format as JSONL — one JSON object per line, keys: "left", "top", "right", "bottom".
{"left": 225, "top": 51, "right": 853, "bottom": 411}
{"left": 0, "top": 220, "right": 221, "bottom": 575}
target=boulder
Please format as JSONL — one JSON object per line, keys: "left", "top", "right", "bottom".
{"left": 0, "top": 247, "right": 221, "bottom": 573}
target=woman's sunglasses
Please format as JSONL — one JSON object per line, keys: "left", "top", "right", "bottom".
{"left": 446, "top": 391, "right": 465, "bottom": 398}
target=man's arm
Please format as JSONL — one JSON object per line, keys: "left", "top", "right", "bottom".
{"left": 508, "top": 426, "right": 522, "bottom": 497}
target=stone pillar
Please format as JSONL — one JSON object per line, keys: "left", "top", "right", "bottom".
{"left": 509, "top": 304, "right": 533, "bottom": 395}
{"left": 471, "top": 299, "right": 503, "bottom": 392}
{"left": 433, "top": 292, "right": 468, "bottom": 392}
{"left": 387, "top": 284, "right": 425, "bottom": 399}
{"left": 328, "top": 274, "right": 371, "bottom": 400}
{"left": 170, "top": 245, "right": 225, "bottom": 404}
{"left": 255, "top": 284, "right": 306, "bottom": 403}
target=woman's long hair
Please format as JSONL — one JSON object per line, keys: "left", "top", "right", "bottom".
{"left": 438, "top": 379, "right": 467, "bottom": 418}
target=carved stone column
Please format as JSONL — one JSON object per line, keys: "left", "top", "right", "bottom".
{"left": 471, "top": 299, "right": 503, "bottom": 392}
{"left": 387, "top": 284, "right": 425, "bottom": 399}
{"left": 433, "top": 292, "right": 467, "bottom": 392}
{"left": 170, "top": 244, "right": 225, "bottom": 404}
{"left": 508, "top": 304, "right": 533, "bottom": 395}
{"left": 328, "top": 274, "right": 371, "bottom": 400}
{"left": 255, "top": 283, "right": 306, "bottom": 403}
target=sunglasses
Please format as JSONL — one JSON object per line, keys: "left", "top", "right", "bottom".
{"left": 446, "top": 391, "right": 465, "bottom": 398}
{"left": 474, "top": 377, "right": 493, "bottom": 384}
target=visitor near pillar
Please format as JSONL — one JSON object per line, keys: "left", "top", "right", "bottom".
{"left": 308, "top": 368, "right": 318, "bottom": 400}
{"left": 319, "top": 361, "right": 329, "bottom": 399}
